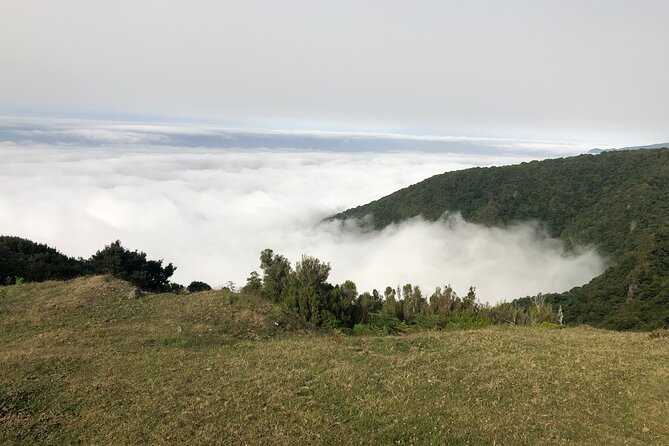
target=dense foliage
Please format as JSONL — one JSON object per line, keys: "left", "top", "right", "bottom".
{"left": 0, "top": 236, "right": 82, "bottom": 285}
{"left": 88, "top": 241, "right": 176, "bottom": 292}
{"left": 187, "top": 281, "right": 213, "bottom": 293}
{"left": 334, "top": 148, "right": 669, "bottom": 329}
{"left": 0, "top": 237, "right": 176, "bottom": 292}
{"left": 257, "top": 249, "right": 559, "bottom": 331}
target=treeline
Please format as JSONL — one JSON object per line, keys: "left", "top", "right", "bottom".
{"left": 10, "top": 235, "right": 658, "bottom": 331}
{"left": 0, "top": 235, "right": 569, "bottom": 331}
{"left": 248, "top": 248, "right": 561, "bottom": 333}
{"left": 0, "top": 236, "right": 177, "bottom": 292}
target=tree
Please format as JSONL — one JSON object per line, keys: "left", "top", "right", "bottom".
{"left": 429, "top": 285, "right": 456, "bottom": 315}
{"left": 168, "top": 283, "right": 185, "bottom": 294}
{"left": 88, "top": 240, "right": 176, "bottom": 292}
{"left": 244, "top": 270, "right": 263, "bottom": 291}
{"left": 259, "top": 249, "right": 291, "bottom": 302}
{"left": 382, "top": 286, "right": 398, "bottom": 317}
{"left": 463, "top": 286, "right": 477, "bottom": 311}
{"left": 355, "top": 292, "right": 373, "bottom": 324}
{"left": 341, "top": 280, "right": 358, "bottom": 305}
{"left": 334, "top": 148, "right": 669, "bottom": 330}
{"left": 291, "top": 254, "right": 331, "bottom": 325}
{"left": 0, "top": 236, "right": 83, "bottom": 284}
{"left": 384, "top": 286, "right": 395, "bottom": 303}
{"left": 402, "top": 283, "right": 425, "bottom": 324}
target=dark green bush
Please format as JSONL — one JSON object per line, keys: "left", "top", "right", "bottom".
{"left": 187, "top": 281, "right": 212, "bottom": 293}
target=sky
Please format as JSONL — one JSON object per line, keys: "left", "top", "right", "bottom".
{"left": 1, "top": 0, "right": 668, "bottom": 145}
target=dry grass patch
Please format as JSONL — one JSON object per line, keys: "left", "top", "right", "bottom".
{"left": 1, "top": 277, "right": 668, "bottom": 445}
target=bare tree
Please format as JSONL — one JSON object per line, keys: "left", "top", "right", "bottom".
{"left": 531, "top": 293, "right": 546, "bottom": 309}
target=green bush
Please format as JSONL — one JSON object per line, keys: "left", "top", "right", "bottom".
{"left": 352, "top": 323, "right": 384, "bottom": 336}
{"left": 88, "top": 240, "right": 176, "bottom": 292}
{"left": 413, "top": 313, "right": 438, "bottom": 329}
{"left": 369, "top": 310, "right": 404, "bottom": 334}
{"left": 444, "top": 311, "right": 492, "bottom": 330}
{"left": 187, "top": 281, "right": 212, "bottom": 293}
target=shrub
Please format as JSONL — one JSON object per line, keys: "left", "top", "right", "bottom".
{"left": 88, "top": 240, "right": 176, "bottom": 292}
{"left": 444, "top": 311, "right": 492, "bottom": 330}
{"left": 187, "top": 281, "right": 212, "bottom": 293}
{"left": 369, "top": 310, "right": 404, "bottom": 334}
{"left": 352, "top": 323, "right": 384, "bottom": 336}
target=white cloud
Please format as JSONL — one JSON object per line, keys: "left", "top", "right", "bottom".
{"left": 311, "top": 215, "right": 604, "bottom": 301}
{"left": 0, "top": 133, "right": 606, "bottom": 303}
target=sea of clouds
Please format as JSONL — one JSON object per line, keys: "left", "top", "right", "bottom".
{"left": 0, "top": 119, "right": 605, "bottom": 303}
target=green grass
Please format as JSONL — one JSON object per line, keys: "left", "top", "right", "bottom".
{"left": 1, "top": 276, "right": 668, "bottom": 445}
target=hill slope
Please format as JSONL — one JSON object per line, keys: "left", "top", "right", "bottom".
{"left": 334, "top": 148, "right": 669, "bottom": 329}
{"left": 1, "top": 277, "right": 669, "bottom": 444}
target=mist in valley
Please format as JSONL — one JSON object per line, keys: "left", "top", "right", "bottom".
{"left": 0, "top": 122, "right": 605, "bottom": 303}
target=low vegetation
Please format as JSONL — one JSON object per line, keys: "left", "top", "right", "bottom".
{"left": 1, "top": 276, "right": 668, "bottom": 444}
{"left": 0, "top": 236, "right": 568, "bottom": 332}
{"left": 257, "top": 249, "right": 561, "bottom": 332}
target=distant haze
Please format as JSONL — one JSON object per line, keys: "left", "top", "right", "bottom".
{"left": 0, "top": 119, "right": 606, "bottom": 302}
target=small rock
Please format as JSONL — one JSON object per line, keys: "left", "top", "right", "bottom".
{"left": 128, "top": 288, "right": 143, "bottom": 299}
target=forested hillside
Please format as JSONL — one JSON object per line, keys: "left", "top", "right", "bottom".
{"left": 334, "top": 148, "right": 669, "bottom": 330}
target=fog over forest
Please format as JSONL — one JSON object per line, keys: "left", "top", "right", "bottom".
{"left": 0, "top": 119, "right": 605, "bottom": 302}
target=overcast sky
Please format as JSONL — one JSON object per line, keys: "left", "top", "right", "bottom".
{"left": 1, "top": 0, "right": 667, "bottom": 145}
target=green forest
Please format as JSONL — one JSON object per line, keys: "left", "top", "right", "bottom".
{"left": 335, "top": 148, "right": 669, "bottom": 330}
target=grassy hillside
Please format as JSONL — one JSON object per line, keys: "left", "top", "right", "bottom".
{"left": 334, "top": 148, "right": 669, "bottom": 329}
{"left": 2, "top": 277, "right": 669, "bottom": 445}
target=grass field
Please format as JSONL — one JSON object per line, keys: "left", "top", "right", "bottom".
{"left": 1, "top": 276, "right": 668, "bottom": 445}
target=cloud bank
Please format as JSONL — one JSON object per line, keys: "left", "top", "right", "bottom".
{"left": 315, "top": 215, "right": 604, "bottom": 302}
{"left": 0, "top": 121, "right": 605, "bottom": 303}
